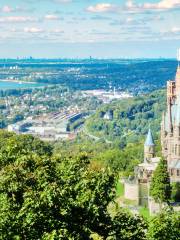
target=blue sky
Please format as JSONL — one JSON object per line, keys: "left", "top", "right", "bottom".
{"left": 0, "top": 0, "right": 180, "bottom": 58}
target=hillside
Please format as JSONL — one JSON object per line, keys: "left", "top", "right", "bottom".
{"left": 85, "top": 89, "right": 166, "bottom": 145}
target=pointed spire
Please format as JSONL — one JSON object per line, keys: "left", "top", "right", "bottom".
{"left": 144, "top": 129, "right": 155, "bottom": 146}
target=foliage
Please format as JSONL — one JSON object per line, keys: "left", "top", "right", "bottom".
{"left": 0, "top": 131, "right": 152, "bottom": 240}
{"left": 85, "top": 89, "right": 166, "bottom": 145}
{"left": 108, "top": 209, "right": 147, "bottom": 240}
{"left": 147, "top": 209, "right": 180, "bottom": 240}
{"left": 139, "top": 207, "right": 150, "bottom": 220}
{"left": 54, "top": 135, "right": 144, "bottom": 176}
{"left": 0, "top": 132, "right": 115, "bottom": 239}
{"left": 96, "top": 142, "right": 144, "bottom": 176}
{"left": 150, "top": 158, "right": 171, "bottom": 204}
{"left": 116, "top": 182, "right": 124, "bottom": 197}
{"left": 171, "top": 182, "right": 180, "bottom": 202}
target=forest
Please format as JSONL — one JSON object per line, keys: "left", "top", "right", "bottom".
{"left": 85, "top": 89, "right": 166, "bottom": 145}
{"left": 0, "top": 131, "right": 179, "bottom": 240}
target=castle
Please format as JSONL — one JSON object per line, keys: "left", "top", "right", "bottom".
{"left": 124, "top": 52, "right": 180, "bottom": 212}
{"left": 161, "top": 61, "right": 180, "bottom": 182}
{"left": 138, "top": 55, "right": 180, "bottom": 183}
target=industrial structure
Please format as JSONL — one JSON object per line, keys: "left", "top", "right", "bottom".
{"left": 8, "top": 110, "right": 84, "bottom": 141}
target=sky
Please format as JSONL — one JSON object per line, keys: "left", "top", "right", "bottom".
{"left": 0, "top": 0, "right": 180, "bottom": 58}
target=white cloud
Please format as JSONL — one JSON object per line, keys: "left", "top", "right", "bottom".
{"left": 44, "top": 14, "right": 60, "bottom": 20}
{"left": 54, "top": 0, "right": 72, "bottom": 3}
{"left": 24, "top": 27, "right": 44, "bottom": 33}
{"left": 87, "top": 3, "right": 117, "bottom": 13}
{"left": 171, "top": 27, "right": 180, "bottom": 33}
{"left": 86, "top": 1, "right": 180, "bottom": 15}
{"left": 2, "top": 5, "right": 13, "bottom": 13}
{"left": 0, "top": 16, "right": 36, "bottom": 23}
{"left": 87, "top": 1, "right": 180, "bottom": 14}
{"left": 143, "top": 0, "right": 180, "bottom": 10}
{"left": 125, "top": 0, "right": 180, "bottom": 12}
{"left": 1, "top": 5, "right": 34, "bottom": 13}
{"left": 52, "top": 29, "right": 64, "bottom": 33}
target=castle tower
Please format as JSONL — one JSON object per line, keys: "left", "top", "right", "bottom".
{"left": 161, "top": 49, "right": 180, "bottom": 182}
{"left": 176, "top": 49, "right": 180, "bottom": 96}
{"left": 144, "top": 129, "right": 155, "bottom": 163}
{"left": 175, "top": 66, "right": 180, "bottom": 96}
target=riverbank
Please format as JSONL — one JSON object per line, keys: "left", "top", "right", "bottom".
{"left": 0, "top": 79, "right": 38, "bottom": 84}
{"left": 0, "top": 80, "right": 47, "bottom": 90}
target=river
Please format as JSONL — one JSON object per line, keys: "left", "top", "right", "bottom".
{"left": 0, "top": 81, "right": 46, "bottom": 89}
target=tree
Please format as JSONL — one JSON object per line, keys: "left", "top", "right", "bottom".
{"left": 109, "top": 209, "right": 147, "bottom": 240}
{"left": 0, "top": 133, "right": 116, "bottom": 239}
{"left": 171, "top": 182, "right": 180, "bottom": 202}
{"left": 0, "top": 131, "right": 149, "bottom": 240}
{"left": 150, "top": 158, "right": 171, "bottom": 205}
{"left": 147, "top": 209, "right": 180, "bottom": 240}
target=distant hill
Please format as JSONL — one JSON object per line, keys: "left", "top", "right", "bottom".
{"left": 0, "top": 59, "right": 177, "bottom": 93}
{"left": 85, "top": 89, "right": 166, "bottom": 145}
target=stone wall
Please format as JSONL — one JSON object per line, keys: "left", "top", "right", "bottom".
{"left": 148, "top": 197, "right": 160, "bottom": 215}
{"left": 124, "top": 181, "right": 139, "bottom": 204}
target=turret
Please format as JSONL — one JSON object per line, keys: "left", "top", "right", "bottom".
{"left": 175, "top": 66, "right": 180, "bottom": 96}
{"left": 176, "top": 49, "right": 180, "bottom": 95}
{"left": 161, "top": 112, "right": 166, "bottom": 144}
{"left": 144, "top": 129, "right": 155, "bottom": 163}
{"left": 174, "top": 97, "right": 180, "bottom": 137}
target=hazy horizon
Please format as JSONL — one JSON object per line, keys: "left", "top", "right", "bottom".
{"left": 0, "top": 0, "right": 179, "bottom": 58}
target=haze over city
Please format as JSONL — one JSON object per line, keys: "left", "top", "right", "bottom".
{"left": 0, "top": 0, "right": 179, "bottom": 58}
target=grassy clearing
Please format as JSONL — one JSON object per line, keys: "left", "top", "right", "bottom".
{"left": 139, "top": 207, "right": 150, "bottom": 220}
{"left": 116, "top": 181, "right": 124, "bottom": 197}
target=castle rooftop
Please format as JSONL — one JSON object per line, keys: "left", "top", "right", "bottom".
{"left": 144, "top": 128, "right": 155, "bottom": 146}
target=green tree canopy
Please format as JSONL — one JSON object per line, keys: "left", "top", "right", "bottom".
{"left": 109, "top": 209, "right": 147, "bottom": 240}
{"left": 147, "top": 209, "right": 180, "bottom": 240}
{"left": 0, "top": 132, "right": 147, "bottom": 240}
{"left": 0, "top": 132, "right": 115, "bottom": 239}
{"left": 150, "top": 158, "right": 171, "bottom": 204}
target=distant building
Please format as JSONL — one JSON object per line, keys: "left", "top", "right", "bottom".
{"left": 103, "top": 110, "right": 113, "bottom": 120}
{"left": 7, "top": 110, "right": 84, "bottom": 141}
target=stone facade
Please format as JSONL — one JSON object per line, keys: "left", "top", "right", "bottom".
{"left": 124, "top": 180, "right": 139, "bottom": 204}
{"left": 161, "top": 64, "right": 180, "bottom": 182}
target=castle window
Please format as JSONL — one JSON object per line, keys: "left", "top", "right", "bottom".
{"left": 175, "top": 145, "right": 178, "bottom": 155}
{"left": 171, "top": 169, "right": 173, "bottom": 176}
{"left": 177, "top": 170, "right": 180, "bottom": 176}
